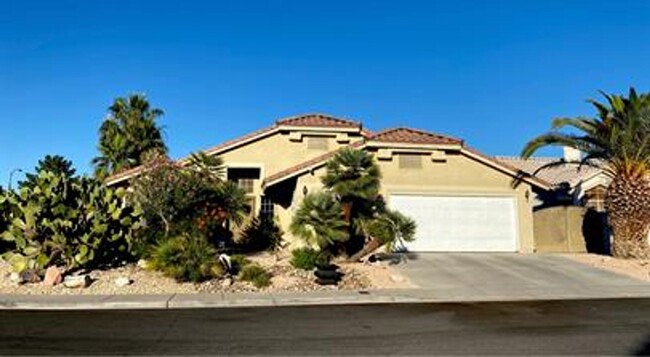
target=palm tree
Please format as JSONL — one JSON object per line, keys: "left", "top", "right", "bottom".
{"left": 522, "top": 88, "right": 650, "bottom": 258}
{"left": 321, "top": 148, "right": 381, "bottom": 222}
{"left": 92, "top": 94, "right": 167, "bottom": 179}
{"left": 19, "top": 155, "right": 76, "bottom": 189}
{"left": 349, "top": 208, "right": 416, "bottom": 261}
{"left": 290, "top": 192, "right": 348, "bottom": 249}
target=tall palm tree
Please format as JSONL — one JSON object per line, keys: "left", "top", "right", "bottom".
{"left": 522, "top": 88, "right": 650, "bottom": 258}
{"left": 290, "top": 192, "right": 348, "bottom": 249}
{"left": 92, "top": 94, "right": 167, "bottom": 179}
{"left": 321, "top": 148, "right": 381, "bottom": 222}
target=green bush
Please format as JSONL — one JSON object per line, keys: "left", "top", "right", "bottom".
{"left": 0, "top": 170, "right": 143, "bottom": 273}
{"left": 290, "top": 247, "right": 331, "bottom": 271}
{"left": 239, "top": 216, "right": 283, "bottom": 253}
{"left": 149, "top": 233, "right": 223, "bottom": 283}
{"left": 239, "top": 264, "right": 272, "bottom": 288}
{"left": 230, "top": 254, "right": 252, "bottom": 274}
{"left": 130, "top": 153, "right": 250, "bottom": 256}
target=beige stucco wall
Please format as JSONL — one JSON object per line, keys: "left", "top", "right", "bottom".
{"left": 219, "top": 130, "right": 362, "bottom": 215}
{"left": 275, "top": 150, "right": 537, "bottom": 253}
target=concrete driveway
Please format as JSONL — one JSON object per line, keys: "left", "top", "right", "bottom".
{"left": 397, "top": 253, "right": 650, "bottom": 301}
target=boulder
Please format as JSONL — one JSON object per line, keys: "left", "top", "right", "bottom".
{"left": 19, "top": 270, "right": 41, "bottom": 284}
{"left": 114, "top": 277, "right": 132, "bottom": 287}
{"left": 43, "top": 266, "right": 63, "bottom": 287}
{"left": 137, "top": 259, "right": 149, "bottom": 269}
{"left": 63, "top": 275, "right": 92, "bottom": 289}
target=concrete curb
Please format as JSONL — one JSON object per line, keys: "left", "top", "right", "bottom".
{"left": 2, "top": 287, "right": 650, "bottom": 310}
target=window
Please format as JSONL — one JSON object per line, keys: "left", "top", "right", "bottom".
{"left": 238, "top": 178, "right": 255, "bottom": 194}
{"left": 260, "top": 196, "right": 274, "bottom": 218}
{"left": 307, "top": 137, "right": 329, "bottom": 150}
{"left": 399, "top": 154, "right": 423, "bottom": 169}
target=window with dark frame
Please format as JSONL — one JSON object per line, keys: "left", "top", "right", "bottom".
{"left": 260, "top": 196, "right": 274, "bottom": 218}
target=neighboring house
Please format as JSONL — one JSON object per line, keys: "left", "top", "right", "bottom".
{"left": 107, "top": 113, "right": 550, "bottom": 253}
{"left": 496, "top": 147, "right": 610, "bottom": 212}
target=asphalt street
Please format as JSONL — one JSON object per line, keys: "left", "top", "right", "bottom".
{"left": 2, "top": 298, "right": 650, "bottom": 355}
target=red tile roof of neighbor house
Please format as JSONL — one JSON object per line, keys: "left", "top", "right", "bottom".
{"left": 368, "top": 127, "right": 464, "bottom": 146}
{"left": 495, "top": 156, "right": 603, "bottom": 187}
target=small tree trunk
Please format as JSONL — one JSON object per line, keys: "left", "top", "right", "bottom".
{"left": 347, "top": 236, "right": 383, "bottom": 262}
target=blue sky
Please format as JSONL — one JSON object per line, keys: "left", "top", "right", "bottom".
{"left": 1, "top": 0, "right": 649, "bottom": 185}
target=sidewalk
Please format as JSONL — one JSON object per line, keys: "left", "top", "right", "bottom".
{"left": 3, "top": 286, "right": 650, "bottom": 310}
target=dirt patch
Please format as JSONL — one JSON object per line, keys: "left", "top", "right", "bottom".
{"left": 0, "top": 251, "right": 414, "bottom": 295}
{"left": 563, "top": 253, "right": 650, "bottom": 282}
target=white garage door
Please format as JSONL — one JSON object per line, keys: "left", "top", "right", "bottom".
{"left": 389, "top": 195, "right": 518, "bottom": 252}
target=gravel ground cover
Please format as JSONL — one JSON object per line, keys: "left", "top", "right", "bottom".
{"left": 0, "top": 251, "right": 414, "bottom": 295}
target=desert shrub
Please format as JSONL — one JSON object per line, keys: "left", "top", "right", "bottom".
{"left": 0, "top": 170, "right": 143, "bottom": 273}
{"left": 149, "top": 232, "right": 223, "bottom": 283}
{"left": 230, "top": 254, "right": 252, "bottom": 274}
{"left": 239, "top": 264, "right": 272, "bottom": 288}
{"left": 290, "top": 247, "right": 331, "bottom": 271}
{"left": 130, "top": 152, "right": 249, "bottom": 256}
{"left": 0, "top": 188, "right": 15, "bottom": 254}
{"left": 238, "top": 216, "right": 283, "bottom": 253}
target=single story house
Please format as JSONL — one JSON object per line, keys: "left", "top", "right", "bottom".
{"left": 107, "top": 113, "right": 551, "bottom": 253}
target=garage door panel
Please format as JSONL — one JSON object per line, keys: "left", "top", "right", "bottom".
{"left": 389, "top": 195, "right": 518, "bottom": 252}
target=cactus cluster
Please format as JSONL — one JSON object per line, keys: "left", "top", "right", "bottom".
{"left": 0, "top": 171, "right": 143, "bottom": 273}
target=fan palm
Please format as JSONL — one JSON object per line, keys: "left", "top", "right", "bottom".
{"left": 522, "top": 88, "right": 650, "bottom": 258}
{"left": 92, "top": 94, "right": 167, "bottom": 178}
{"left": 290, "top": 192, "right": 348, "bottom": 249}
{"left": 321, "top": 148, "right": 381, "bottom": 222}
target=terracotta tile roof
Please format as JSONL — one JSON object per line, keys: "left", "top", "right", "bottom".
{"left": 495, "top": 156, "right": 602, "bottom": 187}
{"left": 369, "top": 127, "right": 463, "bottom": 146}
{"left": 202, "top": 125, "right": 276, "bottom": 156}
{"left": 276, "top": 113, "right": 361, "bottom": 128}
{"left": 263, "top": 140, "right": 365, "bottom": 188}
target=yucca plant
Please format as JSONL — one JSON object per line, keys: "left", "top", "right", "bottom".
{"left": 290, "top": 192, "right": 348, "bottom": 249}
{"left": 522, "top": 88, "right": 650, "bottom": 258}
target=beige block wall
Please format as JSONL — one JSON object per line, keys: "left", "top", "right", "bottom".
{"left": 275, "top": 150, "right": 536, "bottom": 253}
{"left": 533, "top": 206, "right": 587, "bottom": 253}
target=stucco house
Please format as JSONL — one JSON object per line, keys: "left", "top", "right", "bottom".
{"left": 107, "top": 113, "right": 551, "bottom": 253}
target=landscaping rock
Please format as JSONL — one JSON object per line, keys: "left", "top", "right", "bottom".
{"left": 9, "top": 272, "right": 22, "bottom": 284}
{"left": 19, "top": 270, "right": 41, "bottom": 284}
{"left": 63, "top": 275, "right": 91, "bottom": 289}
{"left": 137, "top": 259, "right": 149, "bottom": 269}
{"left": 43, "top": 266, "right": 63, "bottom": 287}
{"left": 114, "top": 277, "right": 132, "bottom": 287}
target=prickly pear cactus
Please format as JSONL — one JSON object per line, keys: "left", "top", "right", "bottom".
{"left": 0, "top": 171, "right": 143, "bottom": 273}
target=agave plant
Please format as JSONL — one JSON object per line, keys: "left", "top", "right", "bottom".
{"left": 522, "top": 88, "right": 650, "bottom": 258}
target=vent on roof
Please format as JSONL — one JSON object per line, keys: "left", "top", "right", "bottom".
{"left": 399, "top": 154, "right": 423, "bottom": 169}
{"left": 307, "top": 137, "right": 329, "bottom": 151}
